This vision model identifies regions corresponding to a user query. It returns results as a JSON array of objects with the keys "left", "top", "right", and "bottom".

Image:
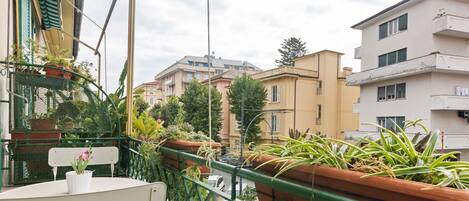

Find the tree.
[
  {"left": 158, "top": 96, "right": 184, "bottom": 127},
  {"left": 133, "top": 88, "right": 150, "bottom": 116},
  {"left": 275, "top": 37, "right": 308, "bottom": 66},
  {"left": 181, "top": 80, "right": 222, "bottom": 142},
  {"left": 227, "top": 74, "right": 267, "bottom": 144}
]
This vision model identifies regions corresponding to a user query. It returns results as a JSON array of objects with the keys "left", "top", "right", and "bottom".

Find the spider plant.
[{"left": 249, "top": 119, "right": 469, "bottom": 189}]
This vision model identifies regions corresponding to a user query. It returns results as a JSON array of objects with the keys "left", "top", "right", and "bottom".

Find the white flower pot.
[{"left": 66, "top": 170, "right": 93, "bottom": 194}]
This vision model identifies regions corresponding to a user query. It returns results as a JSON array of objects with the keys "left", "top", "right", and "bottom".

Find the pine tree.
[{"left": 275, "top": 37, "right": 308, "bottom": 66}]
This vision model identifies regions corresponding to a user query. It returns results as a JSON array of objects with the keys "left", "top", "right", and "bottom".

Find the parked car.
[{"left": 207, "top": 175, "right": 225, "bottom": 191}]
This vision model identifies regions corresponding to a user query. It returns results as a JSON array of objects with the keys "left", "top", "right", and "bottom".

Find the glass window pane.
[
  {"left": 396, "top": 83, "right": 406, "bottom": 99},
  {"left": 379, "top": 23, "right": 388, "bottom": 39},
  {"left": 396, "top": 116, "right": 405, "bottom": 130},
  {"left": 378, "top": 86, "right": 386, "bottom": 101},
  {"left": 398, "top": 48, "right": 407, "bottom": 62},
  {"left": 377, "top": 117, "right": 386, "bottom": 131},
  {"left": 386, "top": 85, "right": 396, "bottom": 100},
  {"left": 379, "top": 54, "right": 387, "bottom": 67},
  {"left": 387, "top": 51, "right": 397, "bottom": 65},
  {"left": 386, "top": 117, "right": 395, "bottom": 131},
  {"left": 399, "top": 14, "right": 408, "bottom": 31}
]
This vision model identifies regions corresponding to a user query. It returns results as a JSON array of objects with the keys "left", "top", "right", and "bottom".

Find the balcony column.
[{"left": 126, "top": 0, "right": 136, "bottom": 135}]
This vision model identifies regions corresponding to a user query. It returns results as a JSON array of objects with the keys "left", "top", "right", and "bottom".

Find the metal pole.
[
  {"left": 207, "top": 0, "right": 212, "bottom": 147},
  {"left": 126, "top": 0, "right": 136, "bottom": 136}
]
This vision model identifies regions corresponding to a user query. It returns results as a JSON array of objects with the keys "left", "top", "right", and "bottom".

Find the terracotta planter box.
[
  {"left": 163, "top": 140, "right": 221, "bottom": 174},
  {"left": 44, "top": 63, "right": 72, "bottom": 79},
  {"left": 252, "top": 155, "right": 469, "bottom": 201},
  {"left": 30, "top": 118, "right": 56, "bottom": 130}
]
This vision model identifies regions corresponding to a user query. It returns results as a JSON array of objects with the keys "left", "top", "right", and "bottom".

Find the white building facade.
[{"left": 347, "top": 0, "right": 469, "bottom": 160}]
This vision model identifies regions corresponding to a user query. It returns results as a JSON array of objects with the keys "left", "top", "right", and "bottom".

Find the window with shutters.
[
  {"left": 271, "top": 114, "right": 278, "bottom": 132},
  {"left": 379, "top": 13, "right": 408, "bottom": 39},
  {"left": 271, "top": 85, "right": 279, "bottom": 103}
]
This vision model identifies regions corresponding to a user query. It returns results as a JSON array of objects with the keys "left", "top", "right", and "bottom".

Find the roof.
[
  {"left": 135, "top": 80, "right": 161, "bottom": 89},
  {"left": 201, "top": 70, "right": 252, "bottom": 83},
  {"left": 294, "top": 49, "right": 344, "bottom": 61},
  {"left": 351, "top": 0, "right": 414, "bottom": 29},
  {"left": 155, "top": 55, "right": 261, "bottom": 79}
]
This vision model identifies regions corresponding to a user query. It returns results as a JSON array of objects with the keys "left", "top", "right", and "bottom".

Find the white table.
[{"left": 0, "top": 177, "right": 160, "bottom": 200}]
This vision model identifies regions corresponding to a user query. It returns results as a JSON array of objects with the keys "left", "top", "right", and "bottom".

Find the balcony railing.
[
  {"left": 347, "top": 53, "right": 469, "bottom": 85},
  {"left": 253, "top": 66, "right": 318, "bottom": 80},
  {"left": 0, "top": 137, "right": 353, "bottom": 201},
  {"left": 431, "top": 95, "right": 469, "bottom": 110},
  {"left": 434, "top": 14, "right": 469, "bottom": 39}
]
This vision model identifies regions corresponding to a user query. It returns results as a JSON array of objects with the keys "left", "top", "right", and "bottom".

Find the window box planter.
[
  {"left": 251, "top": 154, "right": 469, "bottom": 201},
  {"left": 163, "top": 140, "right": 221, "bottom": 174},
  {"left": 30, "top": 118, "right": 57, "bottom": 131},
  {"left": 44, "top": 63, "right": 72, "bottom": 80}
]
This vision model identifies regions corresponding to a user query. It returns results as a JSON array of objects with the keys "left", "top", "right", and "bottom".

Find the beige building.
[
  {"left": 155, "top": 55, "right": 260, "bottom": 101},
  {"left": 135, "top": 80, "right": 163, "bottom": 107},
  {"left": 229, "top": 50, "right": 359, "bottom": 148}
]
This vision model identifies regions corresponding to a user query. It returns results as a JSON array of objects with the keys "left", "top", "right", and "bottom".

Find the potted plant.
[
  {"left": 161, "top": 123, "right": 221, "bottom": 174},
  {"left": 66, "top": 148, "right": 93, "bottom": 194},
  {"left": 6, "top": 40, "right": 41, "bottom": 74},
  {"left": 41, "top": 45, "right": 73, "bottom": 79},
  {"left": 248, "top": 120, "right": 469, "bottom": 201}
]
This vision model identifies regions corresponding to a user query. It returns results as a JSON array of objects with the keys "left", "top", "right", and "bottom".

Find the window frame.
[
  {"left": 379, "top": 13, "right": 408, "bottom": 40},
  {"left": 271, "top": 85, "right": 279, "bottom": 103},
  {"left": 378, "top": 48, "right": 407, "bottom": 67},
  {"left": 377, "top": 116, "right": 406, "bottom": 132},
  {"left": 377, "top": 83, "right": 406, "bottom": 102},
  {"left": 271, "top": 114, "right": 278, "bottom": 132}
]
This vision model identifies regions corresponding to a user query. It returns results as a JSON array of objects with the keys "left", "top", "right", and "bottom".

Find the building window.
[
  {"left": 317, "top": 104, "right": 322, "bottom": 120},
  {"left": 215, "top": 69, "right": 224, "bottom": 74},
  {"left": 396, "top": 83, "right": 406, "bottom": 99},
  {"left": 377, "top": 116, "right": 405, "bottom": 132},
  {"left": 377, "top": 83, "right": 406, "bottom": 101},
  {"left": 271, "top": 85, "right": 278, "bottom": 102},
  {"left": 377, "top": 86, "right": 386, "bottom": 101},
  {"left": 379, "top": 13, "right": 408, "bottom": 39},
  {"left": 317, "top": 80, "right": 322, "bottom": 95},
  {"left": 150, "top": 98, "right": 154, "bottom": 105},
  {"left": 271, "top": 114, "right": 277, "bottom": 132},
  {"left": 186, "top": 72, "right": 194, "bottom": 81},
  {"left": 378, "top": 48, "right": 407, "bottom": 67}
]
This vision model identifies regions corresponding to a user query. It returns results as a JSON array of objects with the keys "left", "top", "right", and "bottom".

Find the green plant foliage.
[
  {"left": 41, "top": 45, "right": 73, "bottom": 67},
  {"left": 158, "top": 96, "right": 184, "bottom": 127},
  {"left": 132, "top": 111, "right": 165, "bottom": 141},
  {"left": 237, "top": 186, "right": 257, "bottom": 201},
  {"left": 227, "top": 74, "right": 267, "bottom": 144},
  {"left": 133, "top": 88, "right": 150, "bottom": 116},
  {"left": 161, "top": 123, "right": 211, "bottom": 142},
  {"left": 250, "top": 119, "right": 469, "bottom": 189},
  {"left": 180, "top": 80, "right": 222, "bottom": 142},
  {"left": 275, "top": 37, "right": 308, "bottom": 66}
]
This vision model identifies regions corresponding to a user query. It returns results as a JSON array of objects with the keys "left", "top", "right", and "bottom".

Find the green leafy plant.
[
  {"left": 41, "top": 45, "right": 73, "bottom": 67},
  {"left": 237, "top": 186, "right": 257, "bottom": 201},
  {"left": 249, "top": 119, "right": 469, "bottom": 189},
  {"left": 132, "top": 111, "right": 164, "bottom": 141}
]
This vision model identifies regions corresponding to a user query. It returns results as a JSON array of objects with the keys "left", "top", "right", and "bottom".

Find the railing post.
[{"left": 231, "top": 165, "right": 240, "bottom": 200}]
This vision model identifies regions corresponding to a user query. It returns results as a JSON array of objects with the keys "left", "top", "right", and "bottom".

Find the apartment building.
[
  {"left": 154, "top": 55, "right": 260, "bottom": 101},
  {"left": 229, "top": 50, "right": 359, "bottom": 148},
  {"left": 134, "top": 80, "right": 163, "bottom": 107},
  {"left": 347, "top": 0, "right": 469, "bottom": 160}
]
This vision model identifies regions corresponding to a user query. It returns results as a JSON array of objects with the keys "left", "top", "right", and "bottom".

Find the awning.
[{"left": 39, "top": 0, "right": 61, "bottom": 30}]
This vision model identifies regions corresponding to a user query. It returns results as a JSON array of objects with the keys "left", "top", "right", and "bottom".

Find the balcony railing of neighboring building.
[
  {"left": 431, "top": 94, "right": 469, "bottom": 111},
  {"left": 346, "top": 53, "right": 469, "bottom": 86},
  {"left": 434, "top": 13, "right": 469, "bottom": 39},
  {"left": 0, "top": 137, "right": 353, "bottom": 201}
]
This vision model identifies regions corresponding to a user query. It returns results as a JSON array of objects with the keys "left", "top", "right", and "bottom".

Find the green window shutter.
[
  {"left": 19, "top": 0, "right": 32, "bottom": 46},
  {"left": 39, "top": 0, "right": 62, "bottom": 30},
  {"left": 379, "top": 23, "right": 388, "bottom": 39},
  {"left": 378, "top": 54, "right": 387, "bottom": 67},
  {"left": 397, "top": 48, "right": 407, "bottom": 62},
  {"left": 398, "top": 14, "right": 408, "bottom": 31}
]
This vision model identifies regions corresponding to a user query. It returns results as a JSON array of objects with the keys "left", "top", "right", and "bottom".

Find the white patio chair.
[
  {"left": 48, "top": 147, "right": 119, "bottom": 180},
  {"left": 0, "top": 182, "right": 167, "bottom": 201}
]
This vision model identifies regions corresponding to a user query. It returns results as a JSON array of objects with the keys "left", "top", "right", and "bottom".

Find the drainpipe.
[{"left": 125, "top": 0, "right": 136, "bottom": 136}]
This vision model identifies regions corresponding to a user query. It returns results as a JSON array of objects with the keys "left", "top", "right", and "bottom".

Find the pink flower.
[{"left": 78, "top": 150, "right": 90, "bottom": 161}]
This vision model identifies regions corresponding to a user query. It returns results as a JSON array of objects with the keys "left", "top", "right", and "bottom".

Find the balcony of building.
[
  {"left": 253, "top": 66, "right": 318, "bottom": 80},
  {"left": 434, "top": 14, "right": 469, "bottom": 39},
  {"left": 346, "top": 53, "right": 469, "bottom": 86},
  {"left": 431, "top": 95, "right": 469, "bottom": 110}
]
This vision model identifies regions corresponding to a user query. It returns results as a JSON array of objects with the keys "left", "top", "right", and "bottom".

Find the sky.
[{"left": 76, "top": 0, "right": 402, "bottom": 92}]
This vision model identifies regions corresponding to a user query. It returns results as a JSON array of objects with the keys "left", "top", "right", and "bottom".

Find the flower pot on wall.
[
  {"left": 44, "top": 63, "right": 72, "bottom": 79},
  {"left": 30, "top": 118, "right": 57, "bottom": 130},
  {"left": 66, "top": 170, "right": 93, "bottom": 194},
  {"left": 163, "top": 140, "right": 221, "bottom": 174},
  {"left": 251, "top": 155, "right": 469, "bottom": 201}
]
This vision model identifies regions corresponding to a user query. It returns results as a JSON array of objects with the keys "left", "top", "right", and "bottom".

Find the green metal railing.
[{"left": 125, "top": 138, "right": 355, "bottom": 201}]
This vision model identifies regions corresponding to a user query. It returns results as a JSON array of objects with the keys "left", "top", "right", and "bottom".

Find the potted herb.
[
  {"left": 248, "top": 120, "right": 469, "bottom": 201},
  {"left": 6, "top": 40, "right": 40, "bottom": 74},
  {"left": 41, "top": 46, "right": 73, "bottom": 79},
  {"left": 66, "top": 148, "right": 93, "bottom": 194}
]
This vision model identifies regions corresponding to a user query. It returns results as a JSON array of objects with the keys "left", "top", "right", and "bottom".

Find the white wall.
[
  {"left": 358, "top": 73, "right": 432, "bottom": 133},
  {"left": 0, "top": 0, "right": 13, "bottom": 139},
  {"left": 359, "top": 0, "right": 469, "bottom": 71}
]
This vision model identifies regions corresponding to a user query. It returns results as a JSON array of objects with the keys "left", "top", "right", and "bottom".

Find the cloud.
[{"left": 77, "top": 0, "right": 401, "bottom": 92}]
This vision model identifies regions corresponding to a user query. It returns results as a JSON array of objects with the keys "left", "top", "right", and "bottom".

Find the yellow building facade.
[{"left": 229, "top": 50, "right": 359, "bottom": 148}]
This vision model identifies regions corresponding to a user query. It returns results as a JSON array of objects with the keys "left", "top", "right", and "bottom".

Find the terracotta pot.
[
  {"left": 251, "top": 155, "right": 469, "bottom": 201},
  {"left": 163, "top": 140, "right": 221, "bottom": 174},
  {"left": 30, "top": 118, "right": 56, "bottom": 130},
  {"left": 44, "top": 63, "right": 72, "bottom": 79}
]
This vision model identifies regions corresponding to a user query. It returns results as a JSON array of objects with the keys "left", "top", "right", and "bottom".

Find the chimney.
[{"left": 342, "top": 67, "right": 353, "bottom": 76}]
